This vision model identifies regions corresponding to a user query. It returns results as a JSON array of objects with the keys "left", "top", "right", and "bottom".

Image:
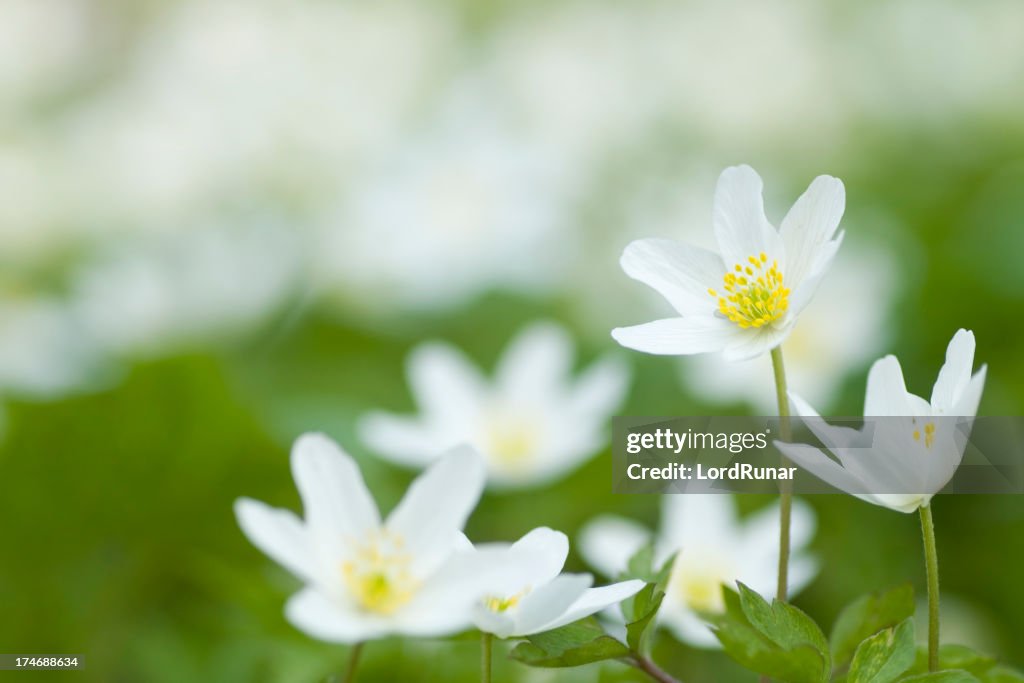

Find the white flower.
[
  {"left": 679, "top": 245, "right": 895, "bottom": 411},
  {"left": 612, "top": 165, "right": 845, "bottom": 361},
  {"left": 777, "top": 329, "right": 987, "bottom": 514},
  {"left": 471, "top": 527, "right": 644, "bottom": 639},
  {"left": 579, "top": 495, "right": 817, "bottom": 648},
  {"left": 70, "top": 224, "right": 300, "bottom": 356},
  {"left": 359, "top": 322, "right": 629, "bottom": 489},
  {"left": 235, "top": 433, "right": 514, "bottom": 643}
]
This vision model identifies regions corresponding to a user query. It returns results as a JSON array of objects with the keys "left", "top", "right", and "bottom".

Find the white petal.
[
  {"left": 660, "top": 495, "right": 739, "bottom": 554},
  {"left": 779, "top": 175, "right": 845, "bottom": 290},
  {"left": 930, "top": 329, "right": 976, "bottom": 413},
  {"left": 234, "top": 498, "right": 315, "bottom": 583},
  {"left": 863, "top": 355, "right": 911, "bottom": 416},
  {"left": 722, "top": 326, "right": 789, "bottom": 362},
  {"left": 577, "top": 515, "right": 652, "bottom": 578},
  {"left": 660, "top": 605, "right": 721, "bottom": 649},
  {"left": 952, "top": 365, "right": 987, "bottom": 417},
  {"left": 528, "top": 579, "right": 646, "bottom": 634},
  {"left": 712, "top": 165, "right": 783, "bottom": 270},
  {"left": 408, "top": 342, "right": 485, "bottom": 424},
  {"left": 567, "top": 354, "right": 630, "bottom": 420},
  {"left": 357, "top": 412, "right": 440, "bottom": 468},
  {"left": 386, "top": 445, "right": 485, "bottom": 577},
  {"left": 620, "top": 238, "right": 725, "bottom": 316},
  {"left": 495, "top": 321, "right": 573, "bottom": 400},
  {"left": 512, "top": 573, "right": 593, "bottom": 636},
  {"left": 612, "top": 316, "right": 740, "bottom": 356},
  {"left": 775, "top": 442, "right": 870, "bottom": 496},
  {"left": 291, "top": 433, "right": 380, "bottom": 557},
  {"left": 285, "top": 587, "right": 390, "bottom": 644},
  {"left": 508, "top": 527, "right": 570, "bottom": 586},
  {"left": 783, "top": 233, "right": 843, "bottom": 320}
]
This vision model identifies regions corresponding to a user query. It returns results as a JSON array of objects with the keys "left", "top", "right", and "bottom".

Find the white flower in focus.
[
  {"left": 235, "top": 434, "right": 511, "bottom": 643},
  {"left": 579, "top": 495, "right": 817, "bottom": 648},
  {"left": 359, "top": 322, "right": 629, "bottom": 489},
  {"left": 777, "top": 329, "right": 987, "bottom": 514},
  {"left": 612, "top": 165, "right": 845, "bottom": 361},
  {"left": 679, "top": 246, "right": 895, "bottom": 411},
  {"left": 472, "top": 527, "right": 644, "bottom": 638}
]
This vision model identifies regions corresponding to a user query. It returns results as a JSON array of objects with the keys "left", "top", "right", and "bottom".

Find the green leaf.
[
  {"left": 831, "top": 584, "right": 915, "bottom": 669},
  {"left": 898, "top": 671, "right": 981, "bottom": 683},
  {"left": 509, "top": 618, "right": 631, "bottom": 668},
  {"left": 848, "top": 618, "right": 916, "bottom": 683},
  {"left": 906, "top": 645, "right": 997, "bottom": 678},
  {"left": 705, "top": 584, "right": 830, "bottom": 683},
  {"left": 983, "top": 666, "right": 1024, "bottom": 682},
  {"left": 625, "top": 584, "right": 664, "bottom": 653},
  {"left": 625, "top": 544, "right": 658, "bottom": 582}
]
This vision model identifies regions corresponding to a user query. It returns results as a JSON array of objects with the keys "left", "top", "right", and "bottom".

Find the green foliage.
[
  {"left": 509, "top": 618, "right": 630, "bottom": 668},
  {"left": 847, "top": 618, "right": 915, "bottom": 683},
  {"left": 903, "top": 645, "right": 1024, "bottom": 682},
  {"left": 830, "top": 584, "right": 915, "bottom": 670},
  {"left": 706, "top": 583, "right": 830, "bottom": 683},
  {"left": 898, "top": 672, "right": 981, "bottom": 683}
]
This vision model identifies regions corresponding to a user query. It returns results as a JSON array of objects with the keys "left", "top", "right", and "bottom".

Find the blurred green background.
[{"left": 2, "top": 0, "right": 1024, "bottom": 680}]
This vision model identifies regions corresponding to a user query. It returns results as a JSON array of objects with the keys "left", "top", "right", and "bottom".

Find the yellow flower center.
[
  {"left": 669, "top": 556, "right": 728, "bottom": 613},
  {"left": 484, "top": 588, "right": 530, "bottom": 613},
  {"left": 341, "top": 530, "right": 419, "bottom": 615},
  {"left": 912, "top": 421, "right": 936, "bottom": 449},
  {"left": 708, "top": 253, "right": 790, "bottom": 329},
  {"left": 485, "top": 414, "right": 539, "bottom": 470}
]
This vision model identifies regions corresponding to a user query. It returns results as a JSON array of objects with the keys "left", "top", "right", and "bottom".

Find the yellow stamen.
[
  {"left": 341, "top": 530, "right": 419, "bottom": 615},
  {"left": 709, "top": 253, "right": 789, "bottom": 329}
]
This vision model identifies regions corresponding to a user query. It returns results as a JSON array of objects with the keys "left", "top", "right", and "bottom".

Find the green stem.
[
  {"left": 771, "top": 346, "right": 793, "bottom": 603},
  {"left": 342, "top": 642, "right": 364, "bottom": 683},
  {"left": 920, "top": 503, "right": 940, "bottom": 672},
  {"left": 631, "top": 654, "right": 683, "bottom": 683},
  {"left": 481, "top": 632, "right": 492, "bottom": 683}
]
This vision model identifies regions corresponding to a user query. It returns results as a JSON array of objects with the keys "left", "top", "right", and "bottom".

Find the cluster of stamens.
[
  {"left": 484, "top": 588, "right": 530, "bottom": 613},
  {"left": 913, "top": 422, "right": 936, "bottom": 449},
  {"left": 341, "top": 530, "right": 419, "bottom": 615},
  {"left": 708, "top": 253, "right": 790, "bottom": 329}
]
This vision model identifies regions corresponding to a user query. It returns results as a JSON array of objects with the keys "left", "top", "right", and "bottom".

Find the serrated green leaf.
[
  {"left": 898, "top": 670, "right": 981, "bottom": 683},
  {"left": 510, "top": 618, "right": 631, "bottom": 668},
  {"left": 831, "top": 584, "right": 915, "bottom": 668},
  {"left": 625, "top": 585, "right": 664, "bottom": 653},
  {"left": 736, "top": 583, "right": 830, "bottom": 664},
  {"left": 848, "top": 618, "right": 916, "bottom": 683},
  {"left": 707, "top": 585, "right": 829, "bottom": 683}
]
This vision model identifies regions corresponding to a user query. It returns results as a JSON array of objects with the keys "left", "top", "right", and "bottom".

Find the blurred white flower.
[
  {"left": 0, "top": 296, "right": 96, "bottom": 397},
  {"left": 579, "top": 495, "right": 817, "bottom": 648},
  {"left": 360, "top": 322, "right": 629, "bottom": 489},
  {"left": 235, "top": 434, "right": 514, "bottom": 643},
  {"left": 70, "top": 224, "right": 300, "bottom": 356},
  {"left": 679, "top": 246, "right": 895, "bottom": 412},
  {"left": 472, "top": 527, "right": 643, "bottom": 638},
  {"left": 778, "top": 329, "right": 986, "bottom": 514},
  {"left": 317, "top": 97, "right": 577, "bottom": 311},
  {"left": 613, "top": 165, "right": 845, "bottom": 361}
]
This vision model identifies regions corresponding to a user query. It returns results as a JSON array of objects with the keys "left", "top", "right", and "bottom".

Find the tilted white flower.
[
  {"left": 612, "top": 165, "right": 845, "bottom": 361},
  {"left": 579, "top": 495, "right": 817, "bottom": 648},
  {"left": 777, "top": 329, "right": 987, "bottom": 514},
  {"left": 235, "top": 433, "right": 515, "bottom": 643},
  {"left": 471, "top": 527, "right": 644, "bottom": 639},
  {"left": 359, "top": 322, "right": 629, "bottom": 489}
]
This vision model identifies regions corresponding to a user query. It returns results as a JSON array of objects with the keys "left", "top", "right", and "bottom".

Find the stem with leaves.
[
  {"left": 919, "top": 503, "right": 941, "bottom": 672},
  {"left": 770, "top": 346, "right": 794, "bottom": 603},
  {"left": 630, "top": 654, "right": 683, "bottom": 683}
]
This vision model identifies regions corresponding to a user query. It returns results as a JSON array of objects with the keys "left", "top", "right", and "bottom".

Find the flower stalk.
[
  {"left": 771, "top": 346, "right": 793, "bottom": 602},
  {"left": 920, "top": 503, "right": 940, "bottom": 672},
  {"left": 630, "top": 654, "right": 683, "bottom": 683},
  {"left": 343, "top": 643, "right": 364, "bottom": 683}
]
